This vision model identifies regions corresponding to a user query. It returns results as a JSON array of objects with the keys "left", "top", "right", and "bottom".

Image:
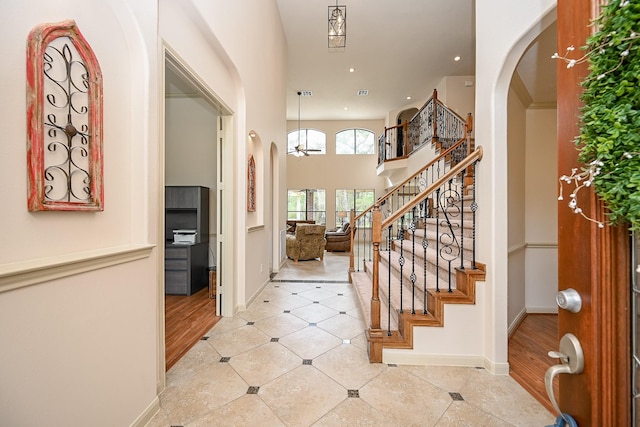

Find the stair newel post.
[
  {"left": 349, "top": 209, "right": 355, "bottom": 273},
  {"left": 370, "top": 205, "right": 382, "bottom": 332}
]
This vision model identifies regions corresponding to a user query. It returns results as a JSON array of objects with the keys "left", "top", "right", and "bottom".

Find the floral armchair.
[{"left": 285, "top": 224, "right": 326, "bottom": 262}]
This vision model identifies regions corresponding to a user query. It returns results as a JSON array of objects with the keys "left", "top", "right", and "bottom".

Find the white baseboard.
[
  {"left": 483, "top": 358, "right": 510, "bottom": 375},
  {"left": 382, "top": 351, "right": 485, "bottom": 368},
  {"left": 381, "top": 352, "right": 510, "bottom": 376},
  {"left": 508, "top": 308, "right": 527, "bottom": 338},
  {"left": 238, "top": 277, "right": 272, "bottom": 313},
  {"left": 129, "top": 396, "right": 160, "bottom": 427}
]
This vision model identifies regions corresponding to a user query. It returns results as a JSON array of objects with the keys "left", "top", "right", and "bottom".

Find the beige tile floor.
[{"left": 148, "top": 252, "right": 554, "bottom": 427}]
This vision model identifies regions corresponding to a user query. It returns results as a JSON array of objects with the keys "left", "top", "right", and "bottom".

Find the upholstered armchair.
[
  {"left": 285, "top": 224, "right": 326, "bottom": 262},
  {"left": 325, "top": 222, "right": 354, "bottom": 252}
]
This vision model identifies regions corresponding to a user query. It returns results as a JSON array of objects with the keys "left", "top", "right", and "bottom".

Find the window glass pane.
[
  {"left": 355, "top": 190, "right": 375, "bottom": 211},
  {"left": 287, "top": 131, "right": 300, "bottom": 153},
  {"left": 335, "top": 189, "right": 351, "bottom": 212},
  {"left": 287, "top": 189, "right": 325, "bottom": 224},
  {"left": 336, "top": 130, "right": 353, "bottom": 154},
  {"left": 355, "top": 129, "right": 375, "bottom": 154},
  {"left": 287, "top": 189, "right": 306, "bottom": 220},
  {"left": 288, "top": 129, "right": 321, "bottom": 154},
  {"left": 335, "top": 189, "right": 374, "bottom": 227},
  {"left": 306, "top": 130, "right": 326, "bottom": 154}
]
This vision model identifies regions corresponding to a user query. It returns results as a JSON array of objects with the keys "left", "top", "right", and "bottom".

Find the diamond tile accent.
[
  {"left": 151, "top": 254, "right": 556, "bottom": 427},
  {"left": 449, "top": 392, "right": 464, "bottom": 401}
]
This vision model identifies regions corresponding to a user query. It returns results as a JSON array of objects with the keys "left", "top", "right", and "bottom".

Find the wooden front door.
[{"left": 557, "top": 0, "right": 631, "bottom": 424}]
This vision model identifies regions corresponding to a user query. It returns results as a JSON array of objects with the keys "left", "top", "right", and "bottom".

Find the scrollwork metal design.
[
  {"left": 437, "top": 181, "right": 462, "bottom": 292},
  {"left": 42, "top": 37, "right": 92, "bottom": 203}
]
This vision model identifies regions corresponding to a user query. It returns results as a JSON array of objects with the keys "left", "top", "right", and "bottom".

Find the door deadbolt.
[{"left": 556, "top": 288, "right": 582, "bottom": 313}]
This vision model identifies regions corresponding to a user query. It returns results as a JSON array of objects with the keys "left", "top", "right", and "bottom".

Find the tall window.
[
  {"left": 336, "top": 129, "right": 375, "bottom": 155},
  {"left": 335, "top": 189, "right": 375, "bottom": 227},
  {"left": 287, "top": 129, "right": 326, "bottom": 155},
  {"left": 287, "top": 189, "right": 326, "bottom": 224}
]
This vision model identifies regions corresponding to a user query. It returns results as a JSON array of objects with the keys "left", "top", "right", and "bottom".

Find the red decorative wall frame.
[
  {"left": 247, "top": 155, "right": 256, "bottom": 212},
  {"left": 26, "top": 20, "right": 103, "bottom": 211}
]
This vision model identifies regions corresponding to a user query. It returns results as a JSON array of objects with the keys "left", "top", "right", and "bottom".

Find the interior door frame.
[
  {"left": 159, "top": 46, "right": 236, "bottom": 392},
  {"left": 557, "top": 0, "right": 631, "bottom": 424}
]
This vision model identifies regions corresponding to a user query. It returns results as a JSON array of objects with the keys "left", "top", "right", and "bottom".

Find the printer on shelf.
[{"left": 172, "top": 229, "right": 197, "bottom": 244}]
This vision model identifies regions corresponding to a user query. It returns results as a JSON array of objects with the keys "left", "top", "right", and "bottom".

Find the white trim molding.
[{"left": 0, "top": 244, "right": 155, "bottom": 293}]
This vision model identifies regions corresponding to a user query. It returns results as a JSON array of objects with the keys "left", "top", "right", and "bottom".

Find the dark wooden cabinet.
[
  {"left": 165, "top": 242, "right": 208, "bottom": 295},
  {"left": 164, "top": 186, "right": 210, "bottom": 295},
  {"left": 165, "top": 186, "right": 209, "bottom": 242}
]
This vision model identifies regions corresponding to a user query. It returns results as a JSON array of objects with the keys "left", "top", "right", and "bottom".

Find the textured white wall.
[
  {"left": 160, "top": 0, "right": 288, "bottom": 312},
  {"left": 0, "top": 0, "right": 160, "bottom": 425},
  {"left": 525, "top": 108, "right": 558, "bottom": 311},
  {"left": 507, "top": 86, "right": 527, "bottom": 329},
  {"left": 475, "top": 0, "right": 556, "bottom": 366}
]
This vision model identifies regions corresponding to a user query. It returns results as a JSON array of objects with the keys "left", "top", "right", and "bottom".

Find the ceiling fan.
[{"left": 288, "top": 91, "right": 321, "bottom": 157}]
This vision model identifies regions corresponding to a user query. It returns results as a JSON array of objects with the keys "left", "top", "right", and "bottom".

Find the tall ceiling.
[
  {"left": 165, "top": 2, "right": 557, "bottom": 121},
  {"left": 276, "top": 0, "right": 476, "bottom": 121}
]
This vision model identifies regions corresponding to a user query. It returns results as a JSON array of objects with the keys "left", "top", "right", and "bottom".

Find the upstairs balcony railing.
[{"left": 378, "top": 88, "right": 471, "bottom": 166}]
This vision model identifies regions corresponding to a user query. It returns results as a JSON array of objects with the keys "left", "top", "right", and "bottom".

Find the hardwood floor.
[
  {"left": 165, "top": 287, "right": 221, "bottom": 371},
  {"left": 509, "top": 313, "right": 558, "bottom": 414}
]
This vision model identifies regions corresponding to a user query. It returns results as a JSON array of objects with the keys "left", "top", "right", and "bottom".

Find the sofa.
[
  {"left": 325, "top": 222, "right": 354, "bottom": 252},
  {"left": 285, "top": 223, "right": 326, "bottom": 262}
]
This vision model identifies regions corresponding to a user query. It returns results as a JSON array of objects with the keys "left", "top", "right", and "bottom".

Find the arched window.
[
  {"left": 287, "top": 129, "right": 326, "bottom": 155},
  {"left": 336, "top": 129, "right": 375, "bottom": 155}
]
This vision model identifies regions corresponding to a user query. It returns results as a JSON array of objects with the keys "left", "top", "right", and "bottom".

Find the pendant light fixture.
[{"left": 328, "top": 1, "right": 346, "bottom": 49}]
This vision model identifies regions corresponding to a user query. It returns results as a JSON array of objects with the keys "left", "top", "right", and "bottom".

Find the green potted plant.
[{"left": 556, "top": 0, "right": 640, "bottom": 231}]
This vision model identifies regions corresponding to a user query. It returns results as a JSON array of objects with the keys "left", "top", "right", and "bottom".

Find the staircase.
[{"left": 347, "top": 91, "right": 486, "bottom": 363}]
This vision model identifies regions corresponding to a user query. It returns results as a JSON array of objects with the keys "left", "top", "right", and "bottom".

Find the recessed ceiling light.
[
  {"left": 349, "top": 67, "right": 355, "bottom": 73},
  {"left": 406, "top": 96, "right": 412, "bottom": 100},
  {"left": 344, "top": 107, "right": 348, "bottom": 110},
  {"left": 454, "top": 56, "right": 461, "bottom": 61}
]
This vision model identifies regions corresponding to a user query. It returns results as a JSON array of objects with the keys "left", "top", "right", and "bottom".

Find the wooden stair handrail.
[
  {"left": 353, "top": 131, "right": 472, "bottom": 226},
  {"left": 381, "top": 146, "right": 483, "bottom": 228}
]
